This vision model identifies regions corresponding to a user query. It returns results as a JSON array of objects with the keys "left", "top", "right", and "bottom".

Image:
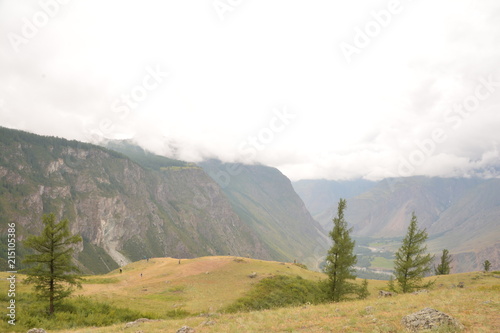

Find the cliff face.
[
  {"left": 200, "top": 160, "right": 329, "bottom": 270},
  {"left": 0, "top": 127, "right": 270, "bottom": 273}
]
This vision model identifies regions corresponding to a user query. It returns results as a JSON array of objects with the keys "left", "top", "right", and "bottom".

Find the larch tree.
[
  {"left": 434, "top": 249, "right": 452, "bottom": 275},
  {"left": 392, "top": 212, "right": 434, "bottom": 293},
  {"left": 22, "top": 213, "right": 82, "bottom": 315},
  {"left": 324, "top": 199, "right": 359, "bottom": 302},
  {"left": 483, "top": 260, "right": 491, "bottom": 272}
]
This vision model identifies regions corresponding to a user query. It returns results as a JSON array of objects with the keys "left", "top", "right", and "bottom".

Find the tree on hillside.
[
  {"left": 434, "top": 249, "right": 452, "bottom": 275},
  {"left": 324, "top": 199, "right": 360, "bottom": 301},
  {"left": 22, "top": 213, "right": 82, "bottom": 315},
  {"left": 391, "top": 212, "right": 434, "bottom": 293},
  {"left": 483, "top": 260, "right": 491, "bottom": 272}
]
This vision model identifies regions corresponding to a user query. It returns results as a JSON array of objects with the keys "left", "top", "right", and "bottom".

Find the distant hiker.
[
  {"left": 178, "top": 259, "right": 181, "bottom": 264},
  {"left": 147, "top": 258, "right": 149, "bottom": 262},
  {"left": 140, "top": 273, "right": 143, "bottom": 278},
  {"left": 119, "top": 268, "right": 122, "bottom": 274}
]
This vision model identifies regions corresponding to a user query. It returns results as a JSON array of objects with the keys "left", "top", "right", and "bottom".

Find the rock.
[
  {"left": 176, "top": 326, "right": 195, "bottom": 333},
  {"left": 412, "top": 289, "right": 429, "bottom": 295},
  {"left": 493, "top": 275, "right": 500, "bottom": 278},
  {"left": 27, "top": 329, "right": 46, "bottom": 333},
  {"left": 365, "top": 306, "right": 375, "bottom": 314},
  {"left": 248, "top": 272, "right": 257, "bottom": 278},
  {"left": 378, "top": 290, "right": 394, "bottom": 297},
  {"left": 401, "top": 307, "right": 464, "bottom": 332},
  {"left": 457, "top": 282, "right": 465, "bottom": 288},
  {"left": 124, "top": 318, "right": 153, "bottom": 328},
  {"left": 202, "top": 320, "right": 216, "bottom": 326}
]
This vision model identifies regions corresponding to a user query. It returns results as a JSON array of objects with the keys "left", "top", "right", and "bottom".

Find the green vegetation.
[
  {"left": 483, "top": 259, "right": 491, "bottom": 272},
  {"left": 224, "top": 275, "right": 329, "bottom": 312},
  {"left": 435, "top": 249, "right": 452, "bottom": 275},
  {"left": 1, "top": 257, "right": 499, "bottom": 332},
  {"left": 0, "top": 293, "right": 151, "bottom": 332},
  {"left": 391, "top": 212, "right": 434, "bottom": 293},
  {"left": 370, "top": 256, "right": 394, "bottom": 270},
  {"left": 78, "top": 239, "right": 119, "bottom": 274},
  {"left": 104, "top": 140, "right": 190, "bottom": 170},
  {"left": 324, "top": 199, "right": 360, "bottom": 301},
  {"left": 22, "top": 214, "right": 83, "bottom": 315}
]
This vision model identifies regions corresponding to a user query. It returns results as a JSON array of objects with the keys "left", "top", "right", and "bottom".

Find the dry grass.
[{"left": 2, "top": 258, "right": 499, "bottom": 332}]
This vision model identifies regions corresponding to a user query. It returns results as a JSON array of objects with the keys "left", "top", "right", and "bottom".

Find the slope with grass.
[
  {"left": 66, "top": 271, "right": 500, "bottom": 332},
  {"left": 2, "top": 257, "right": 499, "bottom": 332}
]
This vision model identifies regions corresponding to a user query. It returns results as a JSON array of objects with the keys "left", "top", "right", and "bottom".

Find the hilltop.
[{"left": 76, "top": 256, "right": 326, "bottom": 315}]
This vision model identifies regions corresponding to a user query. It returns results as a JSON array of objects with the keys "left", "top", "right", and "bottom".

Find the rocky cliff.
[{"left": 0, "top": 127, "right": 270, "bottom": 273}]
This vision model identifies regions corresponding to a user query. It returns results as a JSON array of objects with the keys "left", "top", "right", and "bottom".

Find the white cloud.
[{"left": 0, "top": 0, "right": 499, "bottom": 180}]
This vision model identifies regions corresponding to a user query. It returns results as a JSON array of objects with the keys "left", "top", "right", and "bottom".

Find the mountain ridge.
[{"left": 293, "top": 176, "right": 500, "bottom": 272}]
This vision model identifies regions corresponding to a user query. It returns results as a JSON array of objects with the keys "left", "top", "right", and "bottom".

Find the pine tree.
[
  {"left": 434, "top": 249, "right": 452, "bottom": 275},
  {"left": 392, "top": 212, "right": 434, "bottom": 293},
  {"left": 358, "top": 279, "right": 370, "bottom": 299},
  {"left": 22, "top": 213, "right": 82, "bottom": 315},
  {"left": 483, "top": 260, "right": 491, "bottom": 272},
  {"left": 324, "top": 199, "right": 358, "bottom": 302}
]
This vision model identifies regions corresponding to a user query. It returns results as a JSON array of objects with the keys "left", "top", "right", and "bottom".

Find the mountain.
[
  {"left": 294, "top": 176, "right": 500, "bottom": 272},
  {"left": 0, "top": 127, "right": 271, "bottom": 273},
  {"left": 292, "top": 179, "right": 375, "bottom": 228},
  {"left": 200, "top": 160, "right": 329, "bottom": 270}
]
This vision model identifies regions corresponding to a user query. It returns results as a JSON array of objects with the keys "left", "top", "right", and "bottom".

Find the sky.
[{"left": 1, "top": 0, "right": 499, "bottom": 181}]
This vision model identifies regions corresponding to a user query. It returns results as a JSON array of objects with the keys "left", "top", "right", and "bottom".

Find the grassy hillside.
[
  {"left": 2, "top": 257, "right": 498, "bottom": 332},
  {"left": 75, "top": 256, "right": 325, "bottom": 315},
  {"left": 62, "top": 271, "right": 500, "bottom": 332}
]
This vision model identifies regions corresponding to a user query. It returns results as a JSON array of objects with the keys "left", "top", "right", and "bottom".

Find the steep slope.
[
  {"left": 296, "top": 176, "right": 500, "bottom": 272},
  {"left": 200, "top": 160, "right": 329, "bottom": 270},
  {"left": 292, "top": 179, "right": 375, "bottom": 227},
  {"left": 0, "top": 127, "right": 270, "bottom": 273}
]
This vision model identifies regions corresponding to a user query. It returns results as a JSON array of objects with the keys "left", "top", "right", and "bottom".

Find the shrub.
[{"left": 224, "top": 275, "right": 329, "bottom": 313}]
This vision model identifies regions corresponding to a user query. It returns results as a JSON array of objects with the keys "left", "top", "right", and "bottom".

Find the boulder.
[
  {"left": 378, "top": 290, "right": 393, "bottom": 297},
  {"left": 248, "top": 272, "right": 257, "bottom": 278},
  {"left": 412, "top": 289, "right": 429, "bottom": 295},
  {"left": 176, "top": 326, "right": 195, "bottom": 333},
  {"left": 27, "top": 329, "right": 46, "bottom": 333},
  {"left": 457, "top": 282, "right": 465, "bottom": 288},
  {"left": 401, "top": 307, "right": 464, "bottom": 332},
  {"left": 124, "top": 318, "right": 153, "bottom": 328}
]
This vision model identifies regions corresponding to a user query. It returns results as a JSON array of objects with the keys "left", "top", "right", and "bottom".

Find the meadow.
[{"left": 1, "top": 256, "right": 499, "bottom": 332}]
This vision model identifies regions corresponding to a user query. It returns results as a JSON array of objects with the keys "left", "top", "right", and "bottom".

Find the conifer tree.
[
  {"left": 483, "top": 260, "right": 491, "bottom": 272},
  {"left": 23, "top": 213, "right": 82, "bottom": 315},
  {"left": 392, "top": 212, "right": 434, "bottom": 293},
  {"left": 324, "top": 199, "right": 358, "bottom": 301},
  {"left": 434, "top": 249, "right": 452, "bottom": 275}
]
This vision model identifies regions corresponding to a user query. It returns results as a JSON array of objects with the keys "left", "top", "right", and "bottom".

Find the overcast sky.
[{"left": 1, "top": 0, "right": 499, "bottom": 180}]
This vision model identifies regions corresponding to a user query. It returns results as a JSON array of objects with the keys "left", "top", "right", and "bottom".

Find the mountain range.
[
  {"left": 0, "top": 127, "right": 323, "bottom": 273},
  {"left": 293, "top": 177, "right": 500, "bottom": 273},
  {"left": 0, "top": 126, "right": 498, "bottom": 275}
]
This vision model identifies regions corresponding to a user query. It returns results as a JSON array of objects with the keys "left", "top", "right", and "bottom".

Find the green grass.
[
  {"left": 224, "top": 275, "right": 329, "bottom": 313},
  {"left": 370, "top": 256, "right": 394, "bottom": 270},
  {"left": 0, "top": 293, "right": 153, "bottom": 332}
]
